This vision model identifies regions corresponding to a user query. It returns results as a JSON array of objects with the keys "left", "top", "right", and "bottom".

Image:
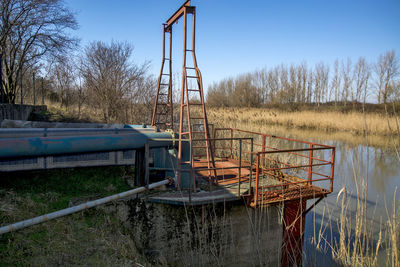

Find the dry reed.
[{"left": 208, "top": 107, "right": 398, "bottom": 137}]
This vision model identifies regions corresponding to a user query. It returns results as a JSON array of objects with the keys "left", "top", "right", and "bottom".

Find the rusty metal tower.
[{"left": 152, "top": 0, "right": 216, "bottom": 189}]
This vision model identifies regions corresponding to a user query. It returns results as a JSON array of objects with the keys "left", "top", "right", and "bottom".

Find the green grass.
[{"left": 0, "top": 166, "right": 145, "bottom": 266}]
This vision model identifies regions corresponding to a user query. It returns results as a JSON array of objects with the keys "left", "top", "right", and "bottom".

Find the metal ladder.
[
  {"left": 151, "top": 24, "right": 173, "bottom": 130},
  {"left": 152, "top": 1, "right": 216, "bottom": 189},
  {"left": 177, "top": 5, "right": 216, "bottom": 189}
]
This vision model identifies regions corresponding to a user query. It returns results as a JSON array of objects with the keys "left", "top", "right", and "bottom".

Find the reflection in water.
[{"left": 209, "top": 120, "right": 399, "bottom": 264}]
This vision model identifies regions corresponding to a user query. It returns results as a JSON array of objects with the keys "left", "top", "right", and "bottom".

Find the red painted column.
[{"left": 282, "top": 199, "right": 306, "bottom": 267}]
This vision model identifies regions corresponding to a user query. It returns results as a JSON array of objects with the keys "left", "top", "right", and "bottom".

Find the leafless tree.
[
  {"left": 0, "top": 0, "right": 78, "bottom": 103},
  {"left": 375, "top": 50, "right": 399, "bottom": 104},
  {"left": 341, "top": 58, "right": 353, "bottom": 104},
  {"left": 330, "top": 59, "right": 341, "bottom": 105},
  {"left": 354, "top": 57, "right": 370, "bottom": 103},
  {"left": 81, "top": 41, "right": 149, "bottom": 123},
  {"left": 314, "top": 62, "right": 329, "bottom": 106},
  {"left": 49, "top": 57, "right": 76, "bottom": 109}
]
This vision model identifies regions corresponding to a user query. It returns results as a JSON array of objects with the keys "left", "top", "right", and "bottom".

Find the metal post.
[
  {"left": 41, "top": 77, "right": 44, "bottom": 105},
  {"left": 308, "top": 144, "right": 313, "bottom": 185},
  {"left": 262, "top": 135, "right": 266, "bottom": 167},
  {"left": 330, "top": 147, "right": 335, "bottom": 192},
  {"left": 254, "top": 153, "right": 260, "bottom": 205},
  {"left": 249, "top": 138, "right": 253, "bottom": 193},
  {"left": 168, "top": 28, "right": 173, "bottom": 129},
  {"left": 33, "top": 72, "right": 36, "bottom": 105},
  {"left": 238, "top": 139, "right": 242, "bottom": 196}
]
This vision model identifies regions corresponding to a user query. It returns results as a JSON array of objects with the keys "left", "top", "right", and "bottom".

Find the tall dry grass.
[{"left": 208, "top": 107, "right": 398, "bottom": 136}]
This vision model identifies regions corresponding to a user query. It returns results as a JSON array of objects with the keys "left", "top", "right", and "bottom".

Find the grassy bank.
[
  {"left": 0, "top": 167, "right": 147, "bottom": 266},
  {"left": 208, "top": 107, "right": 400, "bottom": 137}
]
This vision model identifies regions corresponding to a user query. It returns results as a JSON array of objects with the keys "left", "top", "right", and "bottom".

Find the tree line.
[
  {"left": 0, "top": 0, "right": 155, "bottom": 123},
  {"left": 206, "top": 51, "right": 399, "bottom": 107}
]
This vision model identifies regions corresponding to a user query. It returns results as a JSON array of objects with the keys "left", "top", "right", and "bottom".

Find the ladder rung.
[
  {"left": 180, "top": 132, "right": 190, "bottom": 135},
  {"left": 186, "top": 67, "right": 196, "bottom": 70},
  {"left": 188, "top": 89, "right": 200, "bottom": 92},
  {"left": 186, "top": 75, "right": 198, "bottom": 78},
  {"left": 164, "top": 58, "right": 170, "bottom": 60},
  {"left": 160, "top": 83, "right": 169, "bottom": 86},
  {"left": 180, "top": 161, "right": 191, "bottom": 164},
  {"left": 161, "top": 74, "right": 170, "bottom": 76},
  {"left": 186, "top": 49, "right": 193, "bottom": 52}
]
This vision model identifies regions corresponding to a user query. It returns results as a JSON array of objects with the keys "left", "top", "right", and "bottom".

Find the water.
[{"left": 270, "top": 128, "right": 400, "bottom": 266}]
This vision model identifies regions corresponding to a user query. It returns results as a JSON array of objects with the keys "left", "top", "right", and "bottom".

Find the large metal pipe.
[
  {"left": 0, "top": 127, "right": 157, "bottom": 138},
  {"left": 0, "top": 179, "right": 171, "bottom": 235},
  {"left": 0, "top": 132, "right": 175, "bottom": 158}
]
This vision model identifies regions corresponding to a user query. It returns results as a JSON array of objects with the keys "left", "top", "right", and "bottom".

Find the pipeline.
[
  {"left": 0, "top": 132, "right": 176, "bottom": 158},
  {"left": 0, "top": 178, "right": 172, "bottom": 235}
]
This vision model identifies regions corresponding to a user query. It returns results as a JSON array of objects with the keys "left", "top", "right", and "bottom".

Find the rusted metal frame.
[
  {"left": 254, "top": 154, "right": 260, "bottom": 204},
  {"left": 262, "top": 134, "right": 266, "bottom": 167},
  {"left": 257, "top": 146, "right": 330, "bottom": 155},
  {"left": 166, "top": 0, "right": 191, "bottom": 29},
  {"left": 230, "top": 128, "right": 335, "bottom": 149},
  {"left": 329, "top": 147, "right": 335, "bottom": 192},
  {"left": 260, "top": 155, "right": 330, "bottom": 170},
  {"left": 256, "top": 142, "right": 332, "bottom": 161},
  {"left": 310, "top": 170, "right": 331, "bottom": 179},
  {"left": 152, "top": 26, "right": 166, "bottom": 126},
  {"left": 263, "top": 145, "right": 333, "bottom": 164},
  {"left": 190, "top": 7, "right": 217, "bottom": 182},
  {"left": 193, "top": 137, "right": 253, "bottom": 142},
  {"left": 259, "top": 178, "right": 331, "bottom": 190},
  {"left": 168, "top": 27, "right": 173, "bottom": 128},
  {"left": 249, "top": 138, "right": 254, "bottom": 195},
  {"left": 238, "top": 139, "right": 242, "bottom": 196},
  {"left": 261, "top": 162, "right": 331, "bottom": 173},
  {"left": 308, "top": 144, "right": 313, "bottom": 185},
  {"left": 194, "top": 165, "right": 251, "bottom": 171}
]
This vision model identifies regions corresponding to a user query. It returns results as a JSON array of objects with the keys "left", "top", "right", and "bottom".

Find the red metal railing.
[{"left": 213, "top": 128, "right": 335, "bottom": 205}]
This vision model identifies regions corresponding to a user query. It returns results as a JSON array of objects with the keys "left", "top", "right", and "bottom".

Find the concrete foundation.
[{"left": 127, "top": 199, "right": 283, "bottom": 266}]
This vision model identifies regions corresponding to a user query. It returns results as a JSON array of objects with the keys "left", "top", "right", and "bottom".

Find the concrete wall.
[
  {"left": 127, "top": 199, "right": 283, "bottom": 266},
  {"left": 0, "top": 104, "right": 46, "bottom": 121}
]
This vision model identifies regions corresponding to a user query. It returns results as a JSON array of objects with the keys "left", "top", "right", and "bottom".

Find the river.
[{"left": 264, "top": 126, "right": 400, "bottom": 266}]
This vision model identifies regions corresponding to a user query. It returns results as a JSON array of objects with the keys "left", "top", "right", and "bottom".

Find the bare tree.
[
  {"left": 341, "top": 58, "right": 353, "bottom": 105},
  {"left": 375, "top": 50, "right": 399, "bottom": 104},
  {"left": 314, "top": 62, "right": 329, "bottom": 106},
  {"left": 81, "top": 41, "right": 149, "bottom": 123},
  {"left": 330, "top": 59, "right": 341, "bottom": 105},
  {"left": 0, "top": 0, "right": 78, "bottom": 103},
  {"left": 354, "top": 57, "right": 370, "bottom": 103},
  {"left": 49, "top": 57, "right": 76, "bottom": 109}
]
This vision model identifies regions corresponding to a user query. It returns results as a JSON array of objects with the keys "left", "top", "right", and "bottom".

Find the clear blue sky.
[{"left": 65, "top": 0, "right": 400, "bottom": 91}]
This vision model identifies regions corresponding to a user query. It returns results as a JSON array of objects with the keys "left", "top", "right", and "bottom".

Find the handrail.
[{"left": 212, "top": 127, "right": 335, "bottom": 206}]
